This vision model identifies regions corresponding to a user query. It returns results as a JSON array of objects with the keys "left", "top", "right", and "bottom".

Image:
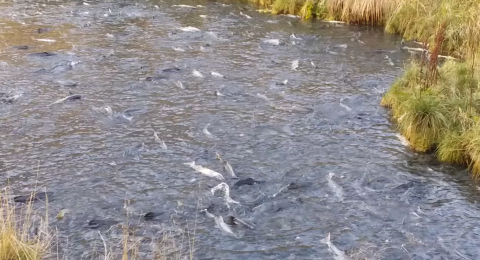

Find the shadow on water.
[{"left": 0, "top": 0, "right": 479, "bottom": 259}]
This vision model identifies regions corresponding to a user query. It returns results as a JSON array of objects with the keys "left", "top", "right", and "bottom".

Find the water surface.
[{"left": 1, "top": 1, "right": 479, "bottom": 259}]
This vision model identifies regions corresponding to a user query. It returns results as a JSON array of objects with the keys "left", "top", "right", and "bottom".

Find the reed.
[{"left": 0, "top": 189, "right": 53, "bottom": 260}]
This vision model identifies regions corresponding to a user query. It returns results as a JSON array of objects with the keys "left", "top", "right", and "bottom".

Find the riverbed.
[{"left": 1, "top": 0, "right": 479, "bottom": 259}]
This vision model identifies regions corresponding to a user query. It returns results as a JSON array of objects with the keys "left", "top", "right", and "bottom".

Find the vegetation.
[
  {"left": 244, "top": 0, "right": 480, "bottom": 178},
  {"left": 246, "top": 0, "right": 401, "bottom": 24},
  {"left": 0, "top": 189, "right": 52, "bottom": 260},
  {"left": 0, "top": 188, "right": 195, "bottom": 260}
]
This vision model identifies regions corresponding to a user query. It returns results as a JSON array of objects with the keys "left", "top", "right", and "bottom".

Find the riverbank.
[{"left": 244, "top": 0, "right": 480, "bottom": 178}]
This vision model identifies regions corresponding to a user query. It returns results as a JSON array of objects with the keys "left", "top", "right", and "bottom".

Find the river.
[{"left": 0, "top": 0, "right": 479, "bottom": 259}]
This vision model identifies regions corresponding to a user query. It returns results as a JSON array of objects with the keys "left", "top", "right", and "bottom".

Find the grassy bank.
[
  {"left": 245, "top": 0, "right": 480, "bottom": 178},
  {"left": 381, "top": 0, "right": 480, "bottom": 178},
  {"left": 248, "top": 0, "right": 401, "bottom": 24}
]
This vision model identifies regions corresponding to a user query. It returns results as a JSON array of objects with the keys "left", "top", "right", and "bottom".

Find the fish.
[
  {"left": 14, "top": 192, "right": 54, "bottom": 203},
  {"left": 214, "top": 90, "right": 225, "bottom": 96},
  {"left": 311, "top": 61, "right": 316, "bottom": 70},
  {"left": 199, "top": 15, "right": 208, "bottom": 18},
  {"left": 154, "top": 131, "right": 167, "bottom": 150},
  {"left": 256, "top": 93, "right": 270, "bottom": 102},
  {"left": 240, "top": 12, "right": 252, "bottom": 19},
  {"left": 211, "top": 182, "right": 239, "bottom": 205},
  {"left": 263, "top": 39, "right": 280, "bottom": 46},
  {"left": 275, "top": 79, "right": 288, "bottom": 86},
  {"left": 203, "top": 123, "right": 214, "bottom": 138},
  {"left": 34, "top": 38, "right": 56, "bottom": 42},
  {"left": 144, "top": 212, "right": 162, "bottom": 221},
  {"left": 226, "top": 216, "right": 255, "bottom": 229},
  {"left": 162, "top": 67, "right": 181, "bottom": 73},
  {"left": 234, "top": 178, "right": 264, "bottom": 188},
  {"left": 339, "top": 99, "right": 352, "bottom": 111},
  {"left": 29, "top": 52, "right": 56, "bottom": 57},
  {"left": 174, "top": 80, "right": 185, "bottom": 89},
  {"left": 206, "top": 31, "right": 218, "bottom": 39},
  {"left": 327, "top": 173, "right": 345, "bottom": 201},
  {"left": 214, "top": 216, "right": 237, "bottom": 237},
  {"left": 210, "top": 71, "right": 225, "bottom": 78},
  {"left": 13, "top": 45, "right": 30, "bottom": 50},
  {"left": 173, "top": 4, "right": 200, "bottom": 8},
  {"left": 144, "top": 76, "right": 167, "bottom": 81},
  {"left": 87, "top": 219, "right": 120, "bottom": 229},
  {"left": 223, "top": 160, "right": 238, "bottom": 178},
  {"left": 290, "top": 34, "right": 301, "bottom": 40},
  {"left": 339, "top": 102, "right": 352, "bottom": 112},
  {"left": 385, "top": 55, "right": 395, "bottom": 66},
  {"left": 292, "top": 60, "right": 299, "bottom": 70},
  {"left": 179, "top": 26, "right": 201, "bottom": 32},
  {"left": 184, "top": 161, "right": 225, "bottom": 180},
  {"left": 321, "top": 233, "right": 353, "bottom": 260},
  {"left": 396, "top": 133, "right": 410, "bottom": 147},
  {"left": 326, "top": 20, "right": 346, "bottom": 24},
  {"left": 172, "top": 47, "right": 185, "bottom": 52},
  {"left": 48, "top": 94, "right": 82, "bottom": 106},
  {"left": 192, "top": 69, "right": 204, "bottom": 78}
]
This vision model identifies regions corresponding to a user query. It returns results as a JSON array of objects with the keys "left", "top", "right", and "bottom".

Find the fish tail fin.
[
  {"left": 320, "top": 232, "right": 331, "bottom": 244},
  {"left": 184, "top": 161, "right": 195, "bottom": 167}
]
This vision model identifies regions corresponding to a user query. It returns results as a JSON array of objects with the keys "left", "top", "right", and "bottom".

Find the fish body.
[
  {"left": 256, "top": 93, "right": 269, "bottom": 102},
  {"left": 154, "top": 131, "right": 167, "bottom": 149},
  {"left": 179, "top": 26, "right": 201, "bottom": 32},
  {"left": 193, "top": 69, "right": 204, "bottom": 78},
  {"left": 173, "top": 4, "right": 197, "bottom": 8},
  {"left": 275, "top": 79, "right": 288, "bottom": 86},
  {"left": 172, "top": 47, "right": 185, "bottom": 52},
  {"left": 174, "top": 80, "right": 185, "bottom": 89},
  {"left": 396, "top": 133, "right": 409, "bottom": 147},
  {"left": 49, "top": 94, "right": 82, "bottom": 106},
  {"left": 211, "top": 71, "right": 225, "bottom": 78},
  {"left": 215, "top": 90, "right": 225, "bottom": 96},
  {"left": 263, "top": 39, "right": 280, "bottom": 46},
  {"left": 240, "top": 12, "right": 252, "bottom": 19},
  {"left": 211, "top": 182, "right": 239, "bottom": 204},
  {"left": 203, "top": 124, "right": 214, "bottom": 138},
  {"left": 321, "top": 233, "right": 353, "bottom": 260},
  {"left": 292, "top": 60, "right": 299, "bottom": 70},
  {"left": 184, "top": 161, "right": 225, "bottom": 180},
  {"left": 34, "top": 38, "right": 56, "bottom": 42},
  {"left": 327, "top": 173, "right": 345, "bottom": 200},
  {"left": 223, "top": 160, "right": 238, "bottom": 178},
  {"left": 214, "top": 216, "right": 236, "bottom": 237}
]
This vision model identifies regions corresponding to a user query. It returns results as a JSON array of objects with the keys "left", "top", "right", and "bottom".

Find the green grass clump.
[
  {"left": 437, "top": 130, "right": 467, "bottom": 164},
  {"left": 396, "top": 91, "right": 448, "bottom": 152},
  {"left": 381, "top": 61, "right": 423, "bottom": 110}
]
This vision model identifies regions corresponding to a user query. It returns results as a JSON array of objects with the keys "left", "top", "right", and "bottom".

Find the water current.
[{"left": 1, "top": 0, "right": 480, "bottom": 259}]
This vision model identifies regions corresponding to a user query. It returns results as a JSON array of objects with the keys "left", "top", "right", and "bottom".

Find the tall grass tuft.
[
  {"left": 0, "top": 189, "right": 52, "bottom": 260},
  {"left": 271, "top": 0, "right": 299, "bottom": 15},
  {"left": 299, "top": 0, "right": 316, "bottom": 19},
  {"left": 397, "top": 92, "right": 448, "bottom": 152}
]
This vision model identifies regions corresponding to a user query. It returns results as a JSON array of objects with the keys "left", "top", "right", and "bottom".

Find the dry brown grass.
[{"left": 0, "top": 188, "right": 53, "bottom": 260}]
